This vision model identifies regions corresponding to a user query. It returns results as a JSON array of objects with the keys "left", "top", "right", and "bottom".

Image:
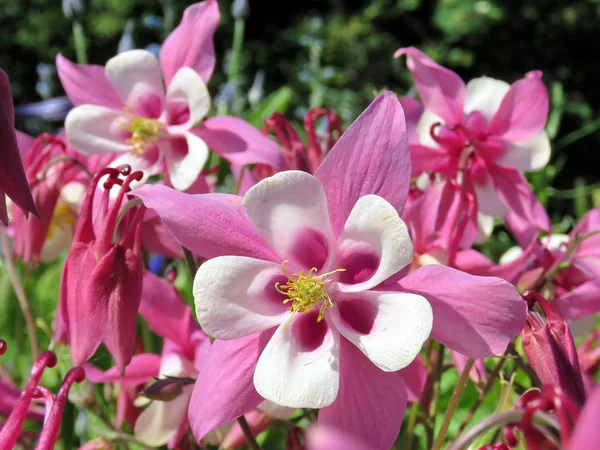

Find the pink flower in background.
[
  {"left": 135, "top": 92, "right": 526, "bottom": 449},
  {"left": 395, "top": 47, "right": 551, "bottom": 235},
  {"left": 59, "top": 0, "right": 284, "bottom": 193},
  {"left": 0, "top": 68, "right": 39, "bottom": 225}
]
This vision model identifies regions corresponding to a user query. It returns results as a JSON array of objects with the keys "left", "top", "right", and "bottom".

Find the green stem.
[
  {"left": 237, "top": 415, "right": 262, "bottom": 450},
  {"left": 432, "top": 358, "right": 475, "bottom": 450},
  {"left": 555, "top": 117, "right": 600, "bottom": 150},
  {"left": 229, "top": 18, "right": 246, "bottom": 83},
  {"left": 405, "top": 401, "right": 420, "bottom": 450},
  {"left": 182, "top": 246, "right": 197, "bottom": 279},
  {"left": 72, "top": 20, "right": 88, "bottom": 64},
  {"left": 546, "top": 182, "right": 600, "bottom": 199}
]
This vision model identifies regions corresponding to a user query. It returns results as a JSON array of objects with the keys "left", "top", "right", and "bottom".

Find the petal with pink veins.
[
  {"left": 164, "top": 67, "right": 210, "bottom": 130},
  {"left": 56, "top": 54, "right": 124, "bottom": 108},
  {"left": 160, "top": 0, "right": 219, "bottom": 86},
  {"left": 315, "top": 92, "right": 411, "bottom": 236},
  {"left": 132, "top": 185, "right": 278, "bottom": 261},
  {"left": 397, "top": 265, "right": 526, "bottom": 357},
  {"left": 194, "top": 256, "right": 288, "bottom": 339},
  {"left": 330, "top": 290, "right": 431, "bottom": 371},
  {"left": 105, "top": 50, "right": 164, "bottom": 116},
  {"left": 188, "top": 331, "right": 271, "bottom": 442},
  {"left": 400, "top": 356, "right": 427, "bottom": 402},
  {"left": 65, "top": 105, "right": 130, "bottom": 154},
  {"left": 84, "top": 353, "right": 161, "bottom": 385},
  {"left": 306, "top": 425, "right": 368, "bottom": 450},
  {"left": 135, "top": 385, "right": 192, "bottom": 446},
  {"left": 463, "top": 77, "right": 510, "bottom": 121},
  {"left": 243, "top": 171, "right": 335, "bottom": 272},
  {"left": 487, "top": 75, "right": 549, "bottom": 142},
  {"left": 336, "top": 195, "right": 413, "bottom": 292},
  {"left": 395, "top": 47, "right": 465, "bottom": 124},
  {"left": 496, "top": 131, "right": 551, "bottom": 172},
  {"left": 567, "top": 386, "right": 600, "bottom": 450},
  {"left": 319, "top": 338, "right": 408, "bottom": 450},
  {"left": 194, "top": 116, "right": 287, "bottom": 168},
  {"left": 164, "top": 133, "right": 209, "bottom": 191},
  {"left": 253, "top": 314, "right": 340, "bottom": 408}
]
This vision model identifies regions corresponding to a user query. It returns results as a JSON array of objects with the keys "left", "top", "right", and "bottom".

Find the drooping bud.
[
  {"left": 139, "top": 376, "right": 194, "bottom": 402},
  {"left": 521, "top": 291, "right": 586, "bottom": 405},
  {"left": 304, "top": 108, "right": 342, "bottom": 173},
  {"left": 0, "top": 351, "right": 57, "bottom": 448}
]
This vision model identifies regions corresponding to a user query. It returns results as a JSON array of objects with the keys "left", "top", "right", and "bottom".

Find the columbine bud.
[
  {"left": 521, "top": 291, "right": 586, "bottom": 405},
  {"left": 140, "top": 377, "right": 193, "bottom": 402},
  {"left": 231, "top": 0, "right": 249, "bottom": 19}
]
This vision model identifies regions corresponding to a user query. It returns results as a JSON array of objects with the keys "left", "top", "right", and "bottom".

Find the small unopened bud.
[
  {"left": 521, "top": 291, "right": 586, "bottom": 405},
  {"left": 62, "top": 0, "right": 83, "bottom": 18},
  {"left": 140, "top": 377, "right": 194, "bottom": 402},
  {"left": 231, "top": 0, "right": 249, "bottom": 19}
]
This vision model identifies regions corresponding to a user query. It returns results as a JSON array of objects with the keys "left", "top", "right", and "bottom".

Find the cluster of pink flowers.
[{"left": 1, "top": 1, "right": 599, "bottom": 449}]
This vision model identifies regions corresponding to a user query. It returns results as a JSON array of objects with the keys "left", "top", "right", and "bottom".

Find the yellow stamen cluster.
[
  {"left": 275, "top": 260, "right": 345, "bottom": 329},
  {"left": 46, "top": 201, "right": 77, "bottom": 241},
  {"left": 124, "top": 117, "right": 162, "bottom": 155}
]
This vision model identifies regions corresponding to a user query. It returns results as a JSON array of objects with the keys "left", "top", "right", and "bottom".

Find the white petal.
[
  {"left": 256, "top": 400, "right": 296, "bottom": 419},
  {"left": 193, "top": 256, "right": 288, "bottom": 340},
  {"left": 474, "top": 178, "right": 507, "bottom": 217},
  {"left": 165, "top": 67, "right": 211, "bottom": 130},
  {"left": 330, "top": 291, "right": 432, "bottom": 372},
  {"left": 464, "top": 77, "right": 510, "bottom": 121},
  {"left": 65, "top": 105, "right": 130, "bottom": 154},
  {"left": 499, "top": 245, "right": 524, "bottom": 265},
  {"left": 40, "top": 222, "right": 73, "bottom": 263},
  {"left": 165, "top": 133, "right": 209, "bottom": 191},
  {"left": 254, "top": 318, "right": 340, "bottom": 408},
  {"left": 541, "top": 233, "right": 569, "bottom": 251},
  {"left": 497, "top": 131, "right": 551, "bottom": 172},
  {"left": 243, "top": 171, "right": 336, "bottom": 272},
  {"left": 475, "top": 211, "right": 494, "bottom": 244},
  {"left": 134, "top": 386, "right": 192, "bottom": 446},
  {"left": 416, "top": 109, "right": 443, "bottom": 148},
  {"left": 105, "top": 49, "right": 165, "bottom": 107},
  {"left": 336, "top": 195, "right": 413, "bottom": 292}
]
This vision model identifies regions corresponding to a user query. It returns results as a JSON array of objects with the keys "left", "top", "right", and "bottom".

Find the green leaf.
[{"left": 245, "top": 87, "right": 294, "bottom": 128}]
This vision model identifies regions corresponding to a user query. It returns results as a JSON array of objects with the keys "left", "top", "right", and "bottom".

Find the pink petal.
[
  {"left": 135, "top": 386, "right": 192, "bottom": 447},
  {"left": 394, "top": 47, "right": 466, "bottom": 124},
  {"left": 139, "top": 271, "right": 196, "bottom": 351},
  {"left": 315, "top": 92, "right": 411, "bottom": 236},
  {"left": 397, "top": 265, "right": 527, "bottom": 357},
  {"left": 410, "top": 144, "right": 455, "bottom": 177},
  {"left": 306, "top": 425, "right": 368, "bottom": 450},
  {"left": 221, "top": 410, "right": 273, "bottom": 449},
  {"left": 187, "top": 332, "right": 270, "bottom": 441},
  {"left": 488, "top": 163, "right": 551, "bottom": 235},
  {"left": 140, "top": 209, "right": 184, "bottom": 258},
  {"left": 451, "top": 351, "right": 487, "bottom": 384},
  {"left": 254, "top": 317, "right": 340, "bottom": 408},
  {"left": 336, "top": 195, "right": 413, "bottom": 292},
  {"left": 399, "top": 96, "right": 424, "bottom": 145},
  {"left": 194, "top": 256, "right": 288, "bottom": 339},
  {"left": 243, "top": 171, "right": 335, "bottom": 272},
  {"left": 568, "top": 386, "right": 600, "bottom": 450},
  {"left": 194, "top": 116, "right": 286, "bottom": 168},
  {"left": 132, "top": 184, "right": 278, "bottom": 260},
  {"left": 319, "top": 338, "right": 408, "bottom": 450},
  {"left": 160, "top": 0, "right": 219, "bottom": 85},
  {"left": 84, "top": 353, "right": 161, "bottom": 385},
  {"left": 487, "top": 74, "right": 549, "bottom": 142},
  {"left": 555, "top": 279, "right": 600, "bottom": 321},
  {"left": 400, "top": 356, "right": 427, "bottom": 402},
  {"left": 65, "top": 105, "right": 130, "bottom": 155},
  {"left": 105, "top": 50, "right": 164, "bottom": 114},
  {"left": 330, "top": 290, "right": 432, "bottom": 371},
  {"left": 55, "top": 54, "right": 124, "bottom": 108}
]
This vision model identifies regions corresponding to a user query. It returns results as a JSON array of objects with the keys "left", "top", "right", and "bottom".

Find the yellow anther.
[
  {"left": 275, "top": 260, "right": 345, "bottom": 331},
  {"left": 46, "top": 201, "right": 77, "bottom": 241},
  {"left": 123, "top": 117, "right": 162, "bottom": 155}
]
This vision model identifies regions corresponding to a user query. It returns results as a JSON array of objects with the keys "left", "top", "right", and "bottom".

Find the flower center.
[
  {"left": 124, "top": 117, "right": 162, "bottom": 155},
  {"left": 275, "top": 260, "right": 345, "bottom": 327},
  {"left": 46, "top": 201, "right": 77, "bottom": 241}
]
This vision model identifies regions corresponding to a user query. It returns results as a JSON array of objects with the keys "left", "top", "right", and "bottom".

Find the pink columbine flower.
[
  {"left": 59, "top": 0, "right": 284, "bottom": 193},
  {"left": 0, "top": 68, "right": 39, "bottom": 225},
  {"left": 135, "top": 92, "right": 526, "bottom": 449},
  {"left": 395, "top": 47, "right": 551, "bottom": 236},
  {"left": 58, "top": 165, "right": 145, "bottom": 372}
]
